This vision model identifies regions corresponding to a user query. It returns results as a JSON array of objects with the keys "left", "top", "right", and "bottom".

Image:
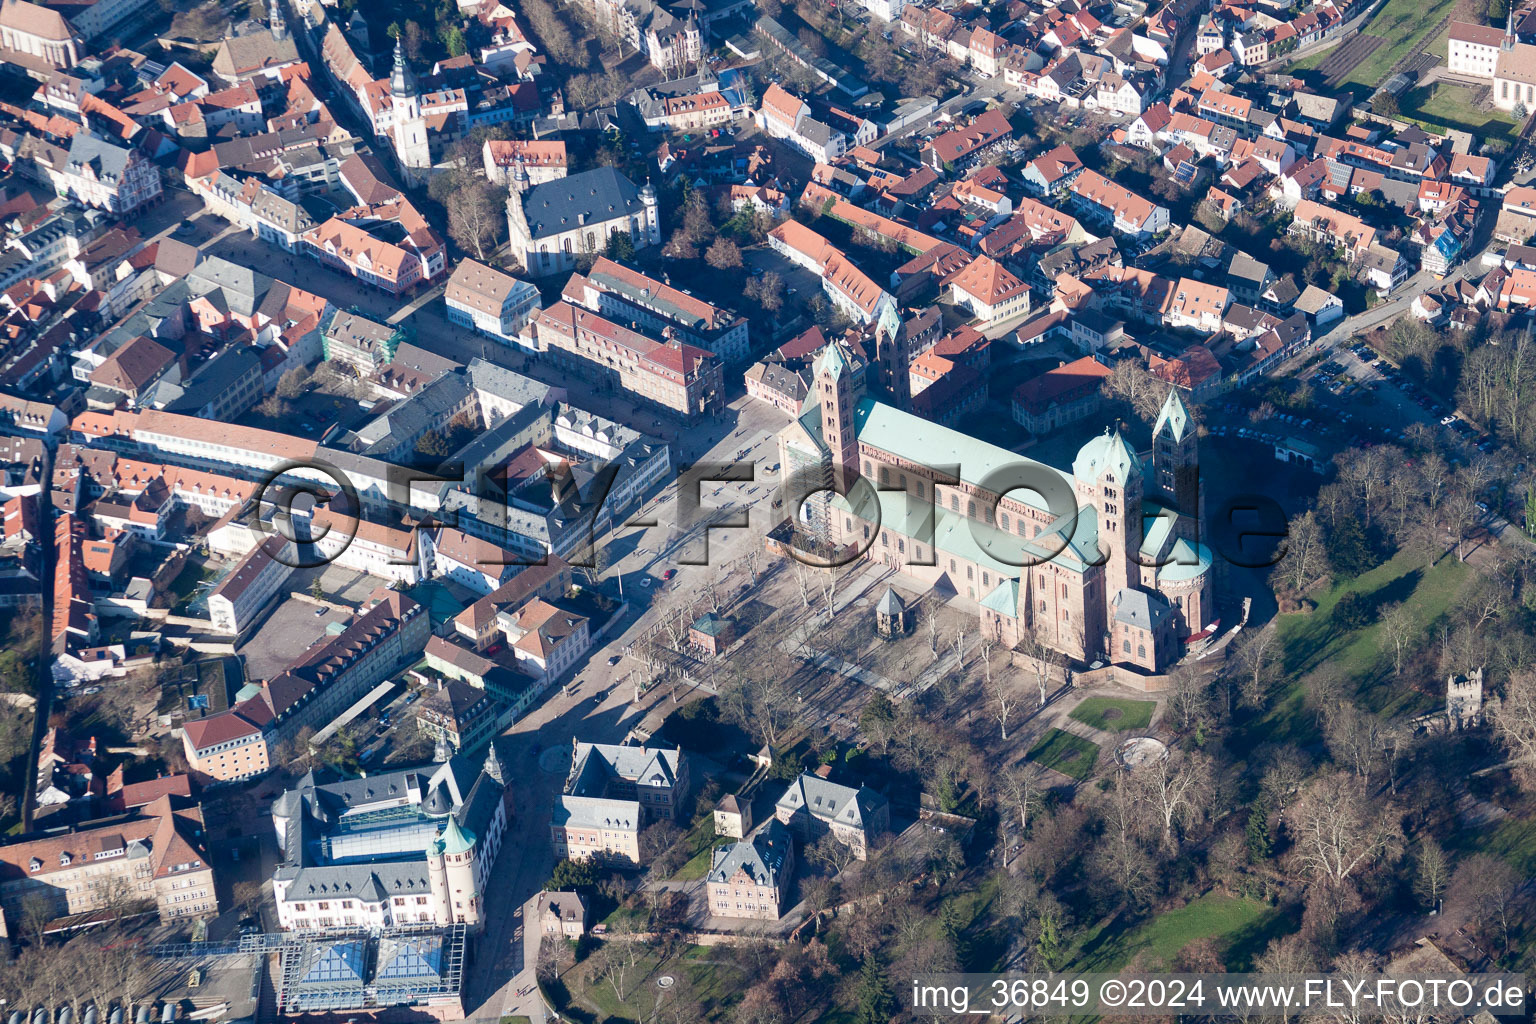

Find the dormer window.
[
  {"left": 29, "top": 857, "right": 41, "bottom": 872},
  {"left": 59, "top": 852, "right": 72, "bottom": 866}
]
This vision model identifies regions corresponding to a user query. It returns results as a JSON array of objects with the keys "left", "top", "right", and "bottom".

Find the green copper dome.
[{"left": 435, "top": 817, "right": 476, "bottom": 856}]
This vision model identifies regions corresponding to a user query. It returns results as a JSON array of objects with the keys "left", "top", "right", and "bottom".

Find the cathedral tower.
[
  {"left": 1072, "top": 428, "right": 1143, "bottom": 600},
  {"left": 873, "top": 303, "right": 911, "bottom": 409},
  {"left": 1152, "top": 388, "right": 1202, "bottom": 541},
  {"left": 813, "top": 341, "right": 863, "bottom": 494}
]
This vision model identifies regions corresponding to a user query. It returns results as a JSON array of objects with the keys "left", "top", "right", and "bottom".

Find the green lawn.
[
  {"left": 1267, "top": 549, "right": 1469, "bottom": 734},
  {"left": 600, "top": 903, "right": 649, "bottom": 929},
  {"left": 1286, "top": 0, "right": 1459, "bottom": 90},
  {"left": 672, "top": 816, "right": 722, "bottom": 881},
  {"left": 1448, "top": 815, "right": 1536, "bottom": 876},
  {"left": 581, "top": 948, "right": 670, "bottom": 1021},
  {"left": 1069, "top": 697, "right": 1156, "bottom": 733},
  {"left": 1286, "top": 47, "right": 1328, "bottom": 72},
  {"left": 1423, "top": 18, "right": 1453, "bottom": 60},
  {"left": 1072, "top": 893, "right": 1290, "bottom": 972},
  {"left": 1398, "top": 82, "right": 1519, "bottom": 142},
  {"left": 571, "top": 945, "right": 740, "bottom": 1022},
  {"left": 1027, "top": 729, "right": 1101, "bottom": 780}
]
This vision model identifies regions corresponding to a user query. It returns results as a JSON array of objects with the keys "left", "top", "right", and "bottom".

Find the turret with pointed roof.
[
  {"left": 873, "top": 302, "right": 910, "bottom": 409},
  {"left": 1152, "top": 388, "right": 1202, "bottom": 538},
  {"left": 812, "top": 341, "right": 864, "bottom": 491},
  {"left": 482, "top": 740, "right": 508, "bottom": 786},
  {"left": 390, "top": 35, "right": 416, "bottom": 99},
  {"left": 434, "top": 815, "right": 477, "bottom": 856},
  {"left": 389, "top": 35, "right": 431, "bottom": 184},
  {"left": 1153, "top": 387, "right": 1191, "bottom": 443},
  {"left": 1073, "top": 426, "right": 1143, "bottom": 598}
]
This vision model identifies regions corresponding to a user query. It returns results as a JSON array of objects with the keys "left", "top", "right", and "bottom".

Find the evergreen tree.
[
  {"left": 1035, "top": 902, "right": 1063, "bottom": 970},
  {"left": 606, "top": 229, "right": 636, "bottom": 261},
  {"left": 856, "top": 954, "right": 896, "bottom": 1024},
  {"left": 546, "top": 858, "right": 599, "bottom": 892},
  {"left": 939, "top": 901, "right": 971, "bottom": 968},
  {"left": 1246, "top": 798, "right": 1273, "bottom": 861}
]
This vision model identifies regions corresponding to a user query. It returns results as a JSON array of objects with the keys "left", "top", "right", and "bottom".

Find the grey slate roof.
[
  {"left": 152, "top": 348, "right": 260, "bottom": 415},
  {"left": 775, "top": 772, "right": 887, "bottom": 831},
  {"left": 1111, "top": 587, "right": 1173, "bottom": 630},
  {"left": 323, "top": 309, "right": 397, "bottom": 356},
  {"left": 1226, "top": 250, "right": 1270, "bottom": 289},
  {"left": 553, "top": 794, "right": 638, "bottom": 831},
  {"left": 272, "top": 752, "right": 505, "bottom": 908},
  {"left": 708, "top": 819, "right": 792, "bottom": 886},
  {"left": 346, "top": 372, "right": 473, "bottom": 456},
  {"left": 519, "top": 167, "right": 647, "bottom": 240},
  {"left": 189, "top": 255, "right": 274, "bottom": 317},
  {"left": 467, "top": 357, "right": 552, "bottom": 408},
  {"left": 567, "top": 741, "right": 682, "bottom": 795},
  {"left": 65, "top": 133, "right": 131, "bottom": 184}
]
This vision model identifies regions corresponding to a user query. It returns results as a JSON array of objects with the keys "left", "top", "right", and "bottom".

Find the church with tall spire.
[
  {"left": 389, "top": 36, "right": 432, "bottom": 185},
  {"left": 1443, "top": 10, "right": 1536, "bottom": 111},
  {"left": 777, "top": 357, "right": 1216, "bottom": 673}
]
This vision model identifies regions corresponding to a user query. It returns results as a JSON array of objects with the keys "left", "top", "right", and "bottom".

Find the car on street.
[
  {"left": 608, "top": 655, "right": 622, "bottom": 666},
  {"left": 640, "top": 577, "right": 652, "bottom": 587},
  {"left": 662, "top": 568, "right": 676, "bottom": 580}
]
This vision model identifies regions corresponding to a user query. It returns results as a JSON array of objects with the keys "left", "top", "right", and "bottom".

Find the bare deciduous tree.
[
  {"left": 1018, "top": 628, "right": 1062, "bottom": 708},
  {"left": 1274, "top": 510, "right": 1331, "bottom": 594},
  {"left": 1232, "top": 625, "right": 1280, "bottom": 711},
  {"left": 1286, "top": 774, "right": 1403, "bottom": 886},
  {"left": 987, "top": 670, "right": 1020, "bottom": 740},
  {"left": 1125, "top": 749, "right": 1213, "bottom": 852},
  {"left": 1412, "top": 837, "right": 1451, "bottom": 911},
  {"left": 1491, "top": 670, "right": 1536, "bottom": 788},
  {"left": 1002, "top": 761, "right": 1047, "bottom": 833},
  {"left": 792, "top": 560, "right": 815, "bottom": 609},
  {"left": 1449, "top": 854, "right": 1522, "bottom": 952},
  {"left": 1259, "top": 745, "right": 1311, "bottom": 814},
  {"left": 1164, "top": 663, "right": 1212, "bottom": 730},
  {"left": 1378, "top": 602, "right": 1419, "bottom": 677},
  {"left": 1324, "top": 705, "right": 1386, "bottom": 788}
]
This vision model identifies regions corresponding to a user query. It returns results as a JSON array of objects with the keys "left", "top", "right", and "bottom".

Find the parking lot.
[
  {"left": 237, "top": 593, "right": 342, "bottom": 680},
  {"left": 1327, "top": 340, "right": 1497, "bottom": 457}
]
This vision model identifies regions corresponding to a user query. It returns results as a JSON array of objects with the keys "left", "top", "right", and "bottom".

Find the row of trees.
[{"left": 2, "top": 932, "right": 157, "bottom": 1012}]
